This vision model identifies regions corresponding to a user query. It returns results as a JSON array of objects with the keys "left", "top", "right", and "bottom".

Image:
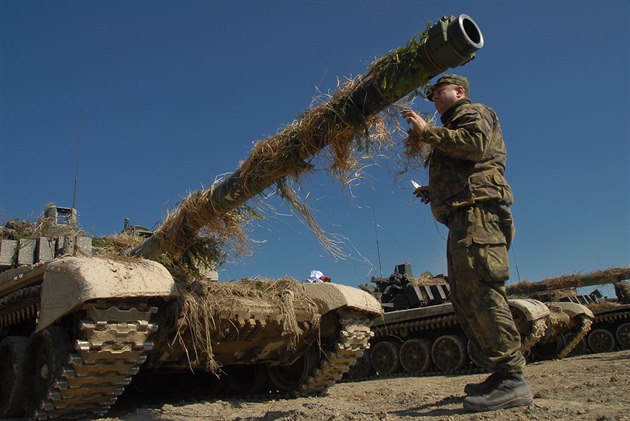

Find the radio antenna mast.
[
  {"left": 371, "top": 198, "right": 383, "bottom": 277},
  {"left": 72, "top": 110, "right": 83, "bottom": 210}
]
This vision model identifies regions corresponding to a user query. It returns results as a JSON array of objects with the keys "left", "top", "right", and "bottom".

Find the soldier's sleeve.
[{"left": 422, "top": 106, "right": 495, "bottom": 161}]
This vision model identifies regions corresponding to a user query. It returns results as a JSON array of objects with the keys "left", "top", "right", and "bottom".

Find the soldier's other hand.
[
  {"left": 414, "top": 185, "right": 432, "bottom": 204},
  {"left": 401, "top": 108, "right": 427, "bottom": 133}
]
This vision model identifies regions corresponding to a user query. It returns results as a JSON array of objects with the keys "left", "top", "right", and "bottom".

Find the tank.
[
  {"left": 347, "top": 264, "right": 550, "bottom": 378},
  {"left": 346, "top": 263, "right": 592, "bottom": 379},
  {"left": 0, "top": 14, "right": 485, "bottom": 419},
  {"left": 507, "top": 267, "right": 630, "bottom": 357}
]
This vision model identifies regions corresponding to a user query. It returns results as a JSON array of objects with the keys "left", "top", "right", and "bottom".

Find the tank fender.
[
  {"left": 302, "top": 283, "right": 383, "bottom": 317},
  {"left": 547, "top": 301, "right": 594, "bottom": 319},
  {"left": 508, "top": 298, "right": 550, "bottom": 321},
  {"left": 38, "top": 256, "right": 178, "bottom": 331}
]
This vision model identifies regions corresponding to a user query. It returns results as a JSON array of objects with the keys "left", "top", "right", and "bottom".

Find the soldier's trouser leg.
[{"left": 446, "top": 205, "right": 525, "bottom": 374}]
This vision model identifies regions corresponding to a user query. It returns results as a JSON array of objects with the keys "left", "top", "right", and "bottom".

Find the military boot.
[
  {"left": 464, "top": 372, "right": 505, "bottom": 396},
  {"left": 463, "top": 372, "right": 533, "bottom": 412}
]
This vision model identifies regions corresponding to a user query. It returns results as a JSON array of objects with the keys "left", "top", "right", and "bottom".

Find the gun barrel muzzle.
[{"left": 424, "top": 14, "right": 484, "bottom": 72}]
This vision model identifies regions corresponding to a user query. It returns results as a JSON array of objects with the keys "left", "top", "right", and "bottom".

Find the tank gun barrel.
[
  {"left": 507, "top": 267, "right": 630, "bottom": 296},
  {"left": 132, "top": 14, "right": 484, "bottom": 261}
]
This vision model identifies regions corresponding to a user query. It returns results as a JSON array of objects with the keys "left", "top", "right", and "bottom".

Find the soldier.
[
  {"left": 401, "top": 75, "right": 533, "bottom": 412},
  {"left": 614, "top": 280, "right": 630, "bottom": 304}
]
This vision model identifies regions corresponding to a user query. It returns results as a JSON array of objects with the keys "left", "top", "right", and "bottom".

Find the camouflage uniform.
[{"left": 421, "top": 95, "right": 526, "bottom": 374}]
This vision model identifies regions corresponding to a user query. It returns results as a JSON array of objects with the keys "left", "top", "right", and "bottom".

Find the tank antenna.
[
  {"left": 372, "top": 198, "right": 383, "bottom": 277},
  {"left": 72, "top": 110, "right": 83, "bottom": 210},
  {"left": 511, "top": 243, "right": 522, "bottom": 282}
]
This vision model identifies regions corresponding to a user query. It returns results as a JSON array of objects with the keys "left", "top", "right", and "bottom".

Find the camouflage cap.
[{"left": 426, "top": 74, "right": 470, "bottom": 101}]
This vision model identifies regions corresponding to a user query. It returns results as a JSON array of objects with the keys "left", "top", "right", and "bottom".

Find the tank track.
[
  {"left": 374, "top": 312, "right": 545, "bottom": 356},
  {"left": 208, "top": 310, "right": 375, "bottom": 400},
  {"left": 586, "top": 307, "right": 630, "bottom": 353},
  {"left": 370, "top": 314, "right": 477, "bottom": 377},
  {"left": 31, "top": 302, "right": 158, "bottom": 420},
  {"left": 558, "top": 315, "right": 592, "bottom": 358},
  {"left": 342, "top": 311, "right": 547, "bottom": 382},
  {"left": 299, "top": 310, "right": 374, "bottom": 395},
  {"left": 520, "top": 318, "right": 548, "bottom": 354}
]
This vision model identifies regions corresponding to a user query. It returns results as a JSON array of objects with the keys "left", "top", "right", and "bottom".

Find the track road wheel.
[
  {"left": 225, "top": 364, "right": 269, "bottom": 394},
  {"left": 0, "top": 336, "right": 29, "bottom": 418},
  {"left": 399, "top": 339, "right": 431, "bottom": 374},
  {"left": 532, "top": 335, "right": 565, "bottom": 361},
  {"left": 268, "top": 347, "right": 318, "bottom": 393},
  {"left": 23, "top": 327, "right": 73, "bottom": 418},
  {"left": 431, "top": 335, "right": 466, "bottom": 372},
  {"left": 370, "top": 340, "right": 400, "bottom": 375},
  {"left": 588, "top": 329, "right": 616, "bottom": 353},
  {"left": 615, "top": 323, "right": 630, "bottom": 349}
]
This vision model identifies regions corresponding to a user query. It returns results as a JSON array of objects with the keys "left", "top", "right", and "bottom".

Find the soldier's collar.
[{"left": 440, "top": 98, "right": 471, "bottom": 124}]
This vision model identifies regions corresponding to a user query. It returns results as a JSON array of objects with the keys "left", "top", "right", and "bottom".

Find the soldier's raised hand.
[{"left": 401, "top": 108, "right": 427, "bottom": 134}]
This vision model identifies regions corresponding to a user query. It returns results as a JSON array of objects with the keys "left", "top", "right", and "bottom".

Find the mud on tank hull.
[{"left": 0, "top": 252, "right": 383, "bottom": 419}]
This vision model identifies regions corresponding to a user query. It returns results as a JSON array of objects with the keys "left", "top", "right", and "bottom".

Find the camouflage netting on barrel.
[
  {"left": 150, "top": 78, "right": 402, "bottom": 274},
  {"left": 142, "top": 24, "right": 445, "bottom": 276},
  {"left": 151, "top": 199, "right": 256, "bottom": 275},
  {"left": 507, "top": 268, "right": 630, "bottom": 297}
]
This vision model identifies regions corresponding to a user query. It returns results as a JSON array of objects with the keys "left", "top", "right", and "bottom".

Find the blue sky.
[{"left": 1, "top": 1, "right": 628, "bottom": 295}]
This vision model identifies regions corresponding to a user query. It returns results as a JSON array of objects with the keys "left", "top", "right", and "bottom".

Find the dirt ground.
[{"left": 96, "top": 349, "right": 630, "bottom": 421}]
